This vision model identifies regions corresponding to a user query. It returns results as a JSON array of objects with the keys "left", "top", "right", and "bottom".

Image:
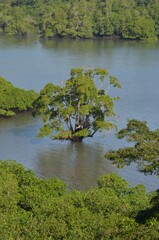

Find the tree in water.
[{"left": 34, "top": 68, "right": 121, "bottom": 141}]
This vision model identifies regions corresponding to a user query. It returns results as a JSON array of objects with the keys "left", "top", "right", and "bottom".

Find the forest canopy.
[
  {"left": 0, "top": 160, "right": 158, "bottom": 239},
  {"left": 0, "top": 0, "right": 159, "bottom": 40}
]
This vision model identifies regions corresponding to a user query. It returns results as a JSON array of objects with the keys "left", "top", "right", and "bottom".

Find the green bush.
[{"left": 0, "top": 76, "right": 38, "bottom": 117}]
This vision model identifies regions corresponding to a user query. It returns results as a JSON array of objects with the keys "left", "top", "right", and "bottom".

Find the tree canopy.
[
  {"left": 0, "top": 0, "right": 158, "bottom": 40},
  {"left": 0, "top": 76, "right": 38, "bottom": 117},
  {"left": 0, "top": 160, "right": 159, "bottom": 239},
  {"left": 33, "top": 68, "right": 121, "bottom": 141},
  {"left": 105, "top": 119, "right": 159, "bottom": 176}
]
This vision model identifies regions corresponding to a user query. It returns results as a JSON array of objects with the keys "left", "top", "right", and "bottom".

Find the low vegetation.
[{"left": 0, "top": 76, "right": 38, "bottom": 117}]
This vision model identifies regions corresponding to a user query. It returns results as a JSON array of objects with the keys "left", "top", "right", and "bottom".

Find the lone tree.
[{"left": 34, "top": 68, "right": 121, "bottom": 141}]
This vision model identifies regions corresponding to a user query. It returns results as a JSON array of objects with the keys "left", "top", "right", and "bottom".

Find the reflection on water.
[
  {"left": 0, "top": 113, "right": 42, "bottom": 170},
  {"left": 0, "top": 112, "right": 158, "bottom": 192},
  {"left": 0, "top": 113, "right": 115, "bottom": 190},
  {"left": 0, "top": 36, "right": 159, "bottom": 191},
  {"left": 0, "top": 34, "right": 38, "bottom": 48},
  {"left": 37, "top": 141, "right": 115, "bottom": 190}
]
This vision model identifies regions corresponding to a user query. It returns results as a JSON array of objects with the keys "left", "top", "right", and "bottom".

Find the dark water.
[{"left": 0, "top": 35, "right": 159, "bottom": 191}]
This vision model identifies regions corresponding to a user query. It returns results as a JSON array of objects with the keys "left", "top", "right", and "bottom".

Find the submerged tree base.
[{"left": 70, "top": 137, "right": 84, "bottom": 142}]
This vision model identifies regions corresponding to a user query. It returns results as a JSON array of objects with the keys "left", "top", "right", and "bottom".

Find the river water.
[{"left": 0, "top": 35, "right": 159, "bottom": 191}]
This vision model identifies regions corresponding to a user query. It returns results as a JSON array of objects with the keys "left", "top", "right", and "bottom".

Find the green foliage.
[
  {"left": 34, "top": 67, "right": 120, "bottom": 141},
  {"left": 0, "top": 5, "right": 36, "bottom": 36},
  {"left": 0, "top": 160, "right": 158, "bottom": 239},
  {"left": 97, "top": 172, "right": 128, "bottom": 193},
  {"left": 0, "top": 76, "right": 38, "bottom": 117},
  {"left": 38, "top": 3, "right": 68, "bottom": 38},
  {"left": 105, "top": 119, "right": 159, "bottom": 176},
  {"left": 0, "top": 0, "right": 159, "bottom": 40},
  {"left": 105, "top": 118, "right": 159, "bottom": 231},
  {"left": 122, "top": 15, "right": 157, "bottom": 40}
]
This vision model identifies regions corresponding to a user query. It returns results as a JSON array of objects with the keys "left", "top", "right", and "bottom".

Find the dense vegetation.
[
  {"left": 0, "top": 160, "right": 159, "bottom": 239},
  {"left": 33, "top": 68, "right": 121, "bottom": 141},
  {"left": 104, "top": 119, "right": 159, "bottom": 238},
  {"left": 0, "top": 0, "right": 159, "bottom": 40},
  {"left": 0, "top": 76, "right": 38, "bottom": 117}
]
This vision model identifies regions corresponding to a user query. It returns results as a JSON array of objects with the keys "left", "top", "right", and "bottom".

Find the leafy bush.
[{"left": 0, "top": 76, "right": 38, "bottom": 117}]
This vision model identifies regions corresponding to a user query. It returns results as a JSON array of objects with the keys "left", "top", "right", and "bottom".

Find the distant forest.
[{"left": 0, "top": 0, "right": 159, "bottom": 40}]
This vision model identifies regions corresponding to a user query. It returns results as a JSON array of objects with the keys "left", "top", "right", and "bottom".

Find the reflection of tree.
[
  {"left": 0, "top": 112, "right": 42, "bottom": 138},
  {"left": 37, "top": 142, "right": 115, "bottom": 190},
  {"left": 41, "top": 38, "right": 116, "bottom": 55},
  {"left": 0, "top": 112, "right": 34, "bottom": 128},
  {"left": 0, "top": 35, "right": 37, "bottom": 48}
]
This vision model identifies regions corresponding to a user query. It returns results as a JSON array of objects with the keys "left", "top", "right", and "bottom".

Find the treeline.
[
  {"left": 0, "top": 77, "right": 38, "bottom": 117},
  {"left": 0, "top": 0, "right": 159, "bottom": 40},
  {"left": 0, "top": 160, "right": 159, "bottom": 239}
]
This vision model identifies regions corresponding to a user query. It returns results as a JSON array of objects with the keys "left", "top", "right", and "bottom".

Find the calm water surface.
[{"left": 0, "top": 36, "right": 159, "bottom": 191}]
